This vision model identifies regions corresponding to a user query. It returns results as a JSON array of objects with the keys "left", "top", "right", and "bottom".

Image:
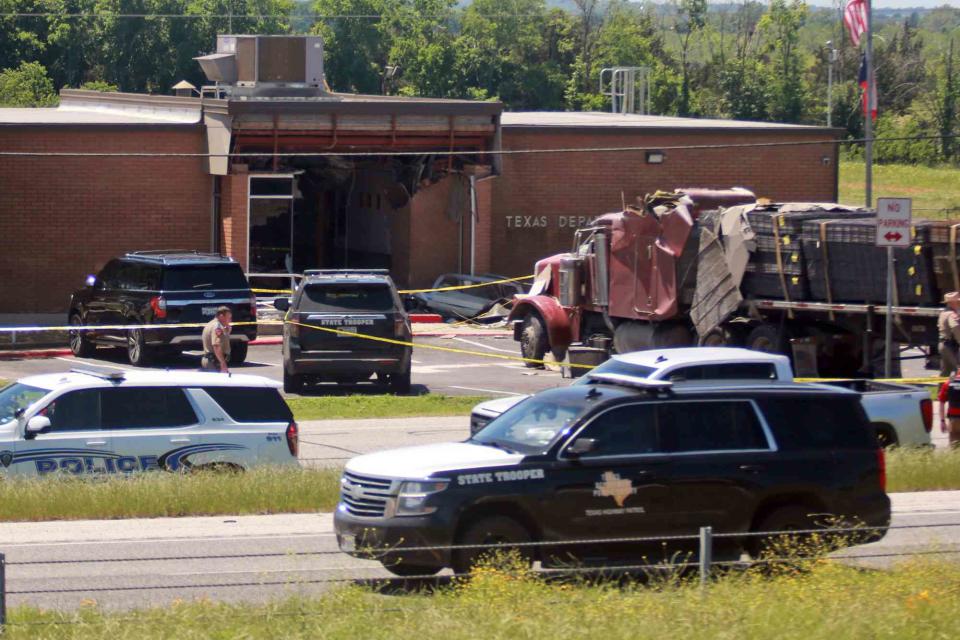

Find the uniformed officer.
[
  {"left": 938, "top": 292, "right": 960, "bottom": 376},
  {"left": 201, "top": 306, "right": 232, "bottom": 373},
  {"left": 938, "top": 367, "right": 960, "bottom": 448}
]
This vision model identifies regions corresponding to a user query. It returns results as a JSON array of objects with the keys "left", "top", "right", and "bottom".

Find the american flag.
[{"left": 843, "top": 0, "right": 868, "bottom": 47}]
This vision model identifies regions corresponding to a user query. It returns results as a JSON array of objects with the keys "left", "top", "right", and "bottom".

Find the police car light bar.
[
  {"left": 70, "top": 367, "right": 126, "bottom": 382},
  {"left": 586, "top": 372, "right": 673, "bottom": 391}
]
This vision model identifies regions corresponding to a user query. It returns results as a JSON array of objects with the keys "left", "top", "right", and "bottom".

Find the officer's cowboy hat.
[{"left": 945, "top": 291, "right": 960, "bottom": 304}]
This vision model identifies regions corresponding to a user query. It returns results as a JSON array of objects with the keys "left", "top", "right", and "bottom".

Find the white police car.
[{"left": 0, "top": 368, "right": 299, "bottom": 477}]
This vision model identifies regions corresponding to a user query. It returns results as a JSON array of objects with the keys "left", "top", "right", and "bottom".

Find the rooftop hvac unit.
[{"left": 196, "top": 35, "right": 325, "bottom": 96}]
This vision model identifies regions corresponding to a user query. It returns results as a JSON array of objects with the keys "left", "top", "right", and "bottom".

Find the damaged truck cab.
[{"left": 509, "top": 188, "right": 755, "bottom": 367}]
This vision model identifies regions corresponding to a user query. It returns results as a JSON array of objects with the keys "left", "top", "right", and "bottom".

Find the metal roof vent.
[{"left": 195, "top": 35, "right": 326, "bottom": 98}]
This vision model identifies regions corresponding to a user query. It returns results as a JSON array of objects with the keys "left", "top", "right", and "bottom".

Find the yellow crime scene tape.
[
  {"left": 284, "top": 319, "right": 595, "bottom": 369},
  {"left": 251, "top": 274, "right": 536, "bottom": 296},
  {"left": 0, "top": 317, "right": 948, "bottom": 383}
]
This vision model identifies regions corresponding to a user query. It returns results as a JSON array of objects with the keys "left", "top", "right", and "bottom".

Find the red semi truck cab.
[{"left": 510, "top": 188, "right": 756, "bottom": 366}]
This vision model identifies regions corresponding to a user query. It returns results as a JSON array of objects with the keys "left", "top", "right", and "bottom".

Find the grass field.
[
  {"left": 0, "top": 467, "right": 341, "bottom": 521},
  {"left": 287, "top": 394, "right": 484, "bottom": 420},
  {"left": 7, "top": 559, "right": 960, "bottom": 639},
  {"left": 0, "top": 448, "right": 956, "bottom": 522},
  {"left": 839, "top": 161, "right": 960, "bottom": 216}
]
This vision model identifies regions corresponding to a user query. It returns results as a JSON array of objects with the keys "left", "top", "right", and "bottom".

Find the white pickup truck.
[{"left": 470, "top": 347, "right": 933, "bottom": 447}]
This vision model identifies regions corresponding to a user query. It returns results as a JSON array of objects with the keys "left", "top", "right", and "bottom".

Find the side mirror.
[
  {"left": 25, "top": 415, "right": 51, "bottom": 439},
  {"left": 566, "top": 438, "right": 597, "bottom": 457},
  {"left": 274, "top": 297, "right": 290, "bottom": 312},
  {"left": 85, "top": 274, "right": 97, "bottom": 287}
]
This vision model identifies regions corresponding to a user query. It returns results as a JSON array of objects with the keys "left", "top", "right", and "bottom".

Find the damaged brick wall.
[{"left": 490, "top": 128, "right": 839, "bottom": 278}]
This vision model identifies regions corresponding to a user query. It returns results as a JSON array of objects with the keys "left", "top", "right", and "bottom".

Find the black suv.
[
  {"left": 334, "top": 377, "right": 890, "bottom": 575},
  {"left": 68, "top": 251, "right": 257, "bottom": 366},
  {"left": 276, "top": 270, "right": 412, "bottom": 394}
]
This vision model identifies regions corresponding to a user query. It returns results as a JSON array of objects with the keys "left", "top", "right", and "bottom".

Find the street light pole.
[
  {"left": 865, "top": 1, "right": 874, "bottom": 210},
  {"left": 827, "top": 41, "right": 838, "bottom": 128}
]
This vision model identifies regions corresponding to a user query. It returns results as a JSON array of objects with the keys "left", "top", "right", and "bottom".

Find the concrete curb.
[{"left": 0, "top": 347, "right": 73, "bottom": 359}]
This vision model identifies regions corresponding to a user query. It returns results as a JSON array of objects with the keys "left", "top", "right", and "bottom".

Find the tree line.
[{"left": 1, "top": 0, "right": 958, "bottom": 163}]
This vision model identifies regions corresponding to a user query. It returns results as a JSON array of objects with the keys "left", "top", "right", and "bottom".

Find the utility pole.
[
  {"left": 827, "top": 41, "right": 838, "bottom": 127},
  {"left": 864, "top": 0, "right": 874, "bottom": 210}
]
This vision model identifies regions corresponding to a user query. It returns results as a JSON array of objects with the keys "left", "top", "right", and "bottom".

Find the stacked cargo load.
[
  {"left": 915, "top": 220, "right": 960, "bottom": 298},
  {"left": 800, "top": 219, "right": 937, "bottom": 306},
  {"left": 740, "top": 203, "right": 874, "bottom": 301}
]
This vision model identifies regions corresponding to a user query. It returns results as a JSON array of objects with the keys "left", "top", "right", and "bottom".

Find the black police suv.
[
  {"left": 334, "top": 377, "right": 890, "bottom": 575},
  {"left": 68, "top": 251, "right": 257, "bottom": 366},
  {"left": 276, "top": 270, "right": 412, "bottom": 394}
]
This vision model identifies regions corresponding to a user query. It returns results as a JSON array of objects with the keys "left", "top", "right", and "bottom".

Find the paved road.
[
  {"left": 3, "top": 492, "right": 958, "bottom": 612},
  {"left": 0, "top": 335, "right": 567, "bottom": 399}
]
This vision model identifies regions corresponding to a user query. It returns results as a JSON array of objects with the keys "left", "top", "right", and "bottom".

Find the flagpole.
[
  {"left": 864, "top": 0, "right": 873, "bottom": 210},
  {"left": 862, "top": 0, "right": 891, "bottom": 376}
]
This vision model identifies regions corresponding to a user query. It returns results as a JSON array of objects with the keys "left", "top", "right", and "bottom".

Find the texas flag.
[{"left": 858, "top": 53, "right": 878, "bottom": 122}]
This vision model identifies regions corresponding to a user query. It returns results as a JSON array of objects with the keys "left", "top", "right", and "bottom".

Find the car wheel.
[
  {"left": 283, "top": 369, "right": 305, "bottom": 394},
  {"left": 69, "top": 314, "right": 95, "bottom": 358},
  {"left": 748, "top": 505, "right": 819, "bottom": 559},
  {"left": 873, "top": 423, "right": 899, "bottom": 449},
  {"left": 229, "top": 341, "right": 248, "bottom": 366},
  {"left": 390, "top": 370, "right": 411, "bottom": 394},
  {"left": 126, "top": 327, "right": 152, "bottom": 366},
  {"left": 519, "top": 314, "right": 548, "bottom": 368},
  {"left": 381, "top": 561, "right": 442, "bottom": 577},
  {"left": 452, "top": 515, "right": 533, "bottom": 575}
]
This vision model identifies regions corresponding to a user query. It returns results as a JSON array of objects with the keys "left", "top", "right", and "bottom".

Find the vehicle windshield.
[
  {"left": 162, "top": 265, "right": 248, "bottom": 290},
  {"left": 0, "top": 383, "right": 47, "bottom": 423},
  {"left": 471, "top": 396, "right": 585, "bottom": 455},
  {"left": 301, "top": 284, "right": 394, "bottom": 312},
  {"left": 574, "top": 359, "right": 658, "bottom": 385}
]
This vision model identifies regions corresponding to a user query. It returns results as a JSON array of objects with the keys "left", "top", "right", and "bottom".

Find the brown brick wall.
[
  {"left": 0, "top": 126, "right": 211, "bottom": 313},
  {"left": 489, "top": 128, "right": 839, "bottom": 278}
]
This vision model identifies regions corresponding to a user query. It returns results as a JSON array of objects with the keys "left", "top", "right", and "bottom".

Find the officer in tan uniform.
[
  {"left": 939, "top": 292, "right": 960, "bottom": 376},
  {"left": 201, "top": 306, "right": 232, "bottom": 373}
]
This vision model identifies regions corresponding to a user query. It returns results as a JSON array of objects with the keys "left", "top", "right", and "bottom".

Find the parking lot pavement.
[
  {"left": 298, "top": 416, "right": 468, "bottom": 465},
  {"left": 0, "top": 335, "right": 566, "bottom": 398}
]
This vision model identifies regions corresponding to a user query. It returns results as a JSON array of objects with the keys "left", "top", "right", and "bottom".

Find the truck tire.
[
  {"left": 283, "top": 369, "right": 305, "bottom": 394},
  {"left": 390, "top": 370, "right": 412, "bottom": 394},
  {"left": 452, "top": 515, "right": 533, "bottom": 575},
  {"left": 873, "top": 422, "right": 899, "bottom": 448},
  {"left": 746, "top": 323, "right": 788, "bottom": 355},
  {"left": 69, "top": 314, "right": 95, "bottom": 358},
  {"left": 126, "top": 327, "right": 152, "bottom": 367},
  {"left": 613, "top": 321, "right": 692, "bottom": 354},
  {"left": 700, "top": 325, "right": 747, "bottom": 347},
  {"left": 520, "top": 314, "right": 549, "bottom": 368},
  {"left": 229, "top": 341, "right": 248, "bottom": 366}
]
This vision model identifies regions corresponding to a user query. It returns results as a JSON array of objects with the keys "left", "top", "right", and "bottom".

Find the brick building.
[{"left": 0, "top": 89, "right": 839, "bottom": 315}]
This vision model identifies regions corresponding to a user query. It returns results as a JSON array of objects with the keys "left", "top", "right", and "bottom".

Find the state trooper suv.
[
  {"left": 335, "top": 376, "right": 890, "bottom": 575},
  {"left": 276, "top": 270, "right": 412, "bottom": 394},
  {"left": 0, "top": 369, "right": 299, "bottom": 477}
]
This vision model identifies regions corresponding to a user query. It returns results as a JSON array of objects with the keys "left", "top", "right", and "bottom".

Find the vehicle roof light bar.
[
  {"left": 303, "top": 269, "right": 390, "bottom": 276},
  {"left": 69, "top": 367, "right": 126, "bottom": 382},
  {"left": 586, "top": 372, "right": 673, "bottom": 391}
]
